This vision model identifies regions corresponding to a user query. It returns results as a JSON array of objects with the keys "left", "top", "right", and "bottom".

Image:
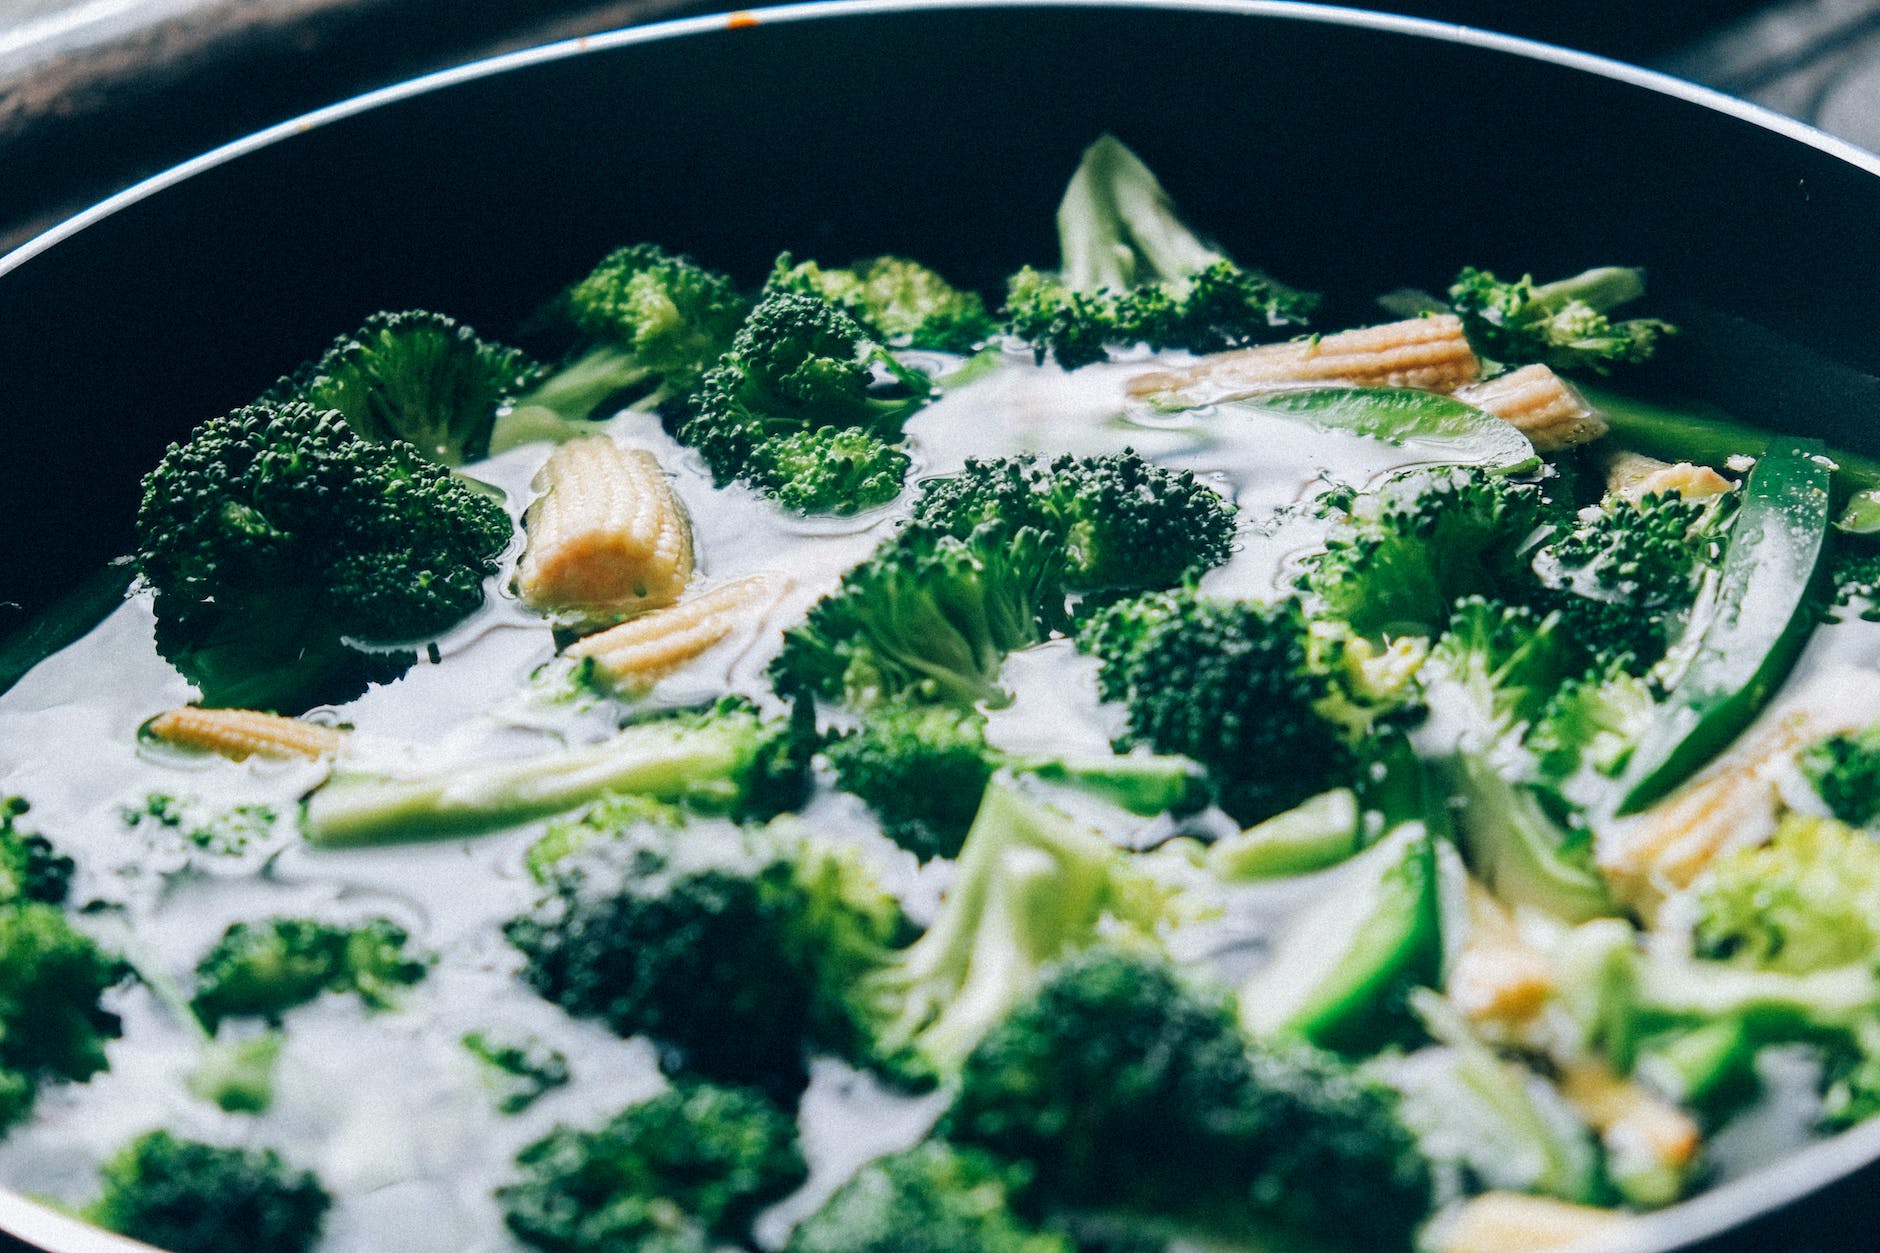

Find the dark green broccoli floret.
[
  {"left": 1800, "top": 725, "right": 1880, "bottom": 828},
  {"left": 767, "top": 520, "right": 1067, "bottom": 710},
  {"left": 945, "top": 950, "right": 1430, "bottom": 1252},
  {"left": 1002, "top": 136, "right": 1316, "bottom": 369},
  {"left": 303, "top": 697, "right": 813, "bottom": 846},
  {"left": 1299, "top": 466, "right": 1554, "bottom": 641},
  {"left": 89, "top": 1130, "right": 330, "bottom": 1253},
  {"left": 497, "top": 244, "right": 749, "bottom": 447},
  {"left": 505, "top": 821, "right": 908, "bottom": 1101},
  {"left": 1447, "top": 265, "right": 1674, "bottom": 373},
  {"left": 743, "top": 425, "right": 911, "bottom": 515},
  {"left": 1080, "top": 590, "right": 1354, "bottom": 824},
  {"left": 0, "top": 795, "right": 74, "bottom": 905},
  {"left": 0, "top": 903, "right": 126, "bottom": 1129},
  {"left": 858, "top": 781, "right": 1185, "bottom": 1077},
  {"left": 269, "top": 309, "right": 542, "bottom": 465},
  {"left": 672, "top": 288, "right": 932, "bottom": 514},
  {"left": 120, "top": 793, "right": 278, "bottom": 857},
  {"left": 785, "top": 1141, "right": 1071, "bottom": 1253},
  {"left": 770, "top": 253, "right": 996, "bottom": 352},
  {"left": 1829, "top": 539, "right": 1880, "bottom": 621},
  {"left": 911, "top": 451, "right": 1235, "bottom": 592},
  {"left": 464, "top": 1030, "right": 572, "bottom": 1115},
  {"left": 135, "top": 399, "right": 513, "bottom": 713},
  {"left": 189, "top": 916, "right": 430, "bottom": 1033},
  {"left": 824, "top": 702, "right": 1204, "bottom": 860},
  {"left": 501, "top": 1081, "right": 804, "bottom": 1253}
]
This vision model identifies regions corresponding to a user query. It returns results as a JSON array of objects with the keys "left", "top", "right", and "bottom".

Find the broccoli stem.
[
  {"left": 1007, "top": 752, "right": 1206, "bottom": 816},
  {"left": 1528, "top": 267, "right": 1647, "bottom": 316},
  {"left": 1447, "top": 755, "right": 1612, "bottom": 924},
  {"left": 1056, "top": 134, "right": 1223, "bottom": 294},
  {"left": 303, "top": 721, "right": 756, "bottom": 846},
  {"left": 1204, "top": 788, "right": 1361, "bottom": 880}
]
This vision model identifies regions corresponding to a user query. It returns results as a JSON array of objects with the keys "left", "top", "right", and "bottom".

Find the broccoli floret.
[
  {"left": 770, "top": 253, "right": 996, "bottom": 352},
  {"left": 744, "top": 425, "right": 911, "bottom": 515},
  {"left": 0, "top": 795, "right": 73, "bottom": 905},
  {"left": 672, "top": 288, "right": 932, "bottom": 513},
  {"left": 0, "top": 903, "right": 126, "bottom": 1129},
  {"left": 464, "top": 1030, "right": 572, "bottom": 1115},
  {"left": 135, "top": 399, "right": 513, "bottom": 713},
  {"left": 89, "top": 1131, "right": 330, "bottom": 1253},
  {"left": 859, "top": 782, "right": 1183, "bottom": 1077},
  {"left": 497, "top": 244, "right": 749, "bottom": 446},
  {"left": 186, "top": 1033, "right": 283, "bottom": 1114},
  {"left": 120, "top": 793, "right": 278, "bottom": 857},
  {"left": 824, "top": 702, "right": 1204, "bottom": 860},
  {"left": 1420, "top": 597, "right": 1584, "bottom": 750},
  {"left": 1003, "top": 136, "right": 1317, "bottom": 369},
  {"left": 189, "top": 917, "right": 430, "bottom": 1033},
  {"left": 1799, "top": 725, "right": 1880, "bottom": 828},
  {"left": 506, "top": 820, "right": 908, "bottom": 1101},
  {"left": 911, "top": 452, "right": 1236, "bottom": 592},
  {"left": 1447, "top": 265, "right": 1675, "bottom": 373},
  {"left": 785, "top": 1141, "right": 1072, "bottom": 1253},
  {"left": 768, "top": 521, "right": 1067, "bottom": 710},
  {"left": 1526, "top": 662, "right": 1657, "bottom": 798},
  {"left": 501, "top": 1081, "right": 804, "bottom": 1253},
  {"left": 269, "top": 309, "right": 542, "bottom": 465},
  {"left": 1829, "top": 539, "right": 1880, "bottom": 620},
  {"left": 303, "top": 696, "right": 812, "bottom": 846},
  {"left": 945, "top": 949, "right": 1431, "bottom": 1251},
  {"left": 1694, "top": 815, "right": 1880, "bottom": 974},
  {"left": 526, "top": 795, "right": 689, "bottom": 885},
  {"left": 1080, "top": 589, "right": 1356, "bottom": 824},
  {"left": 1299, "top": 466, "right": 1554, "bottom": 641}
]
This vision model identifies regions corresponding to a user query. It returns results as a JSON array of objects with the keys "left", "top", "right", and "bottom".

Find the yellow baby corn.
[
  {"left": 1605, "top": 451, "right": 1734, "bottom": 501},
  {"left": 1435, "top": 1192, "right": 1629, "bottom": 1253},
  {"left": 1128, "top": 314, "right": 1481, "bottom": 403},
  {"left": 565, "top": 574, "right": 782, "bottom": 694},
  {"left": 517, "top": 438, "right": 694, "bottom": 621},
  {"left": 146, "top": 706, "right": 345, "bottom": 761},
  {"left": 1560, "top": 1061, "right": 1701, "bottom": 1174},
  {"left": 1456, "top": 365, "right": 1608, "bottom": 453},
  {"left": 1449, "top": 881, "right": 1554, "bottom": 1029}
]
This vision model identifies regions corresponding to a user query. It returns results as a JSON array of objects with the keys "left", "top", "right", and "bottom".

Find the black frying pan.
[{"left": 4, "top": 3, "right": 1880, "bottom": 1249}]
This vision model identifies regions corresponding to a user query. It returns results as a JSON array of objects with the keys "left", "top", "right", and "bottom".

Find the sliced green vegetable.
[
  {"left": 0, "top": 561, "right": 132, "bottom": 697},
  {"left": 1205, "top": 788, "right": 1360, "bottom": 880},
  {"left": 1448, "top": 754, "right": 1613, "bottom": 924},
  {"left": 1615, "top": 441, "right": 1831, "bottom": 814},
  {"left": 1217, "top": 387, "right": 1539, "bottom": 472},
  {"left": 1236, "top": 821, "right": 1441, "bottom": 1053}
]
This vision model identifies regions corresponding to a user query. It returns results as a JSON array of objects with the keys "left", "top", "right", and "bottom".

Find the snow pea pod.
[{"left": 1614, "top": 441, "right": 1832, "bottom": 815}]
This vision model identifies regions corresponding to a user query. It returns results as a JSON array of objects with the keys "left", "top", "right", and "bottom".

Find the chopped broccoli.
[
  {"left": 1799, "top": 725, "right": 1880, "bottom": 828},
  {"left": 742, "top": 425, "right": 911, "bottom": 515},
  {"left": 0, "top": 903, "right": 126, "bottom": 1130},
  {"left": 1420, "top": 597, "right": 1584, "bottom": 751},
  {"left": 0, "top": 795, "right": 74, "bottom": 905},
  {"left": 135, "top": 399, "right": 513, "bottom": 713},
  {"left": 671, "top": 288, "right": 932, "bottom": 513},
  {"left": 506, "top": 819, "right": 909, "bottom": 1100},
  {"left": 1079, "top": 589, "right": 1358, "bottom": 824},
  {"left": 464, "top": 1030, "right": 572, "bottom": 1115},
  {"left": 944, "top": 949, "right": 1431, "bottom": 1251},
  {"left": 501, "top": 1081, "right": 804, "bottom": 1253},
  {"left": 785, "top": 1141, "right": 1071, "bottom": 1253},
  {"left": 910, "top": 451, "right": 1236, "bottom": 592},
  {"left": 89, "top": 1130, "right": 330, "bottom": 1253},
  {"left": 859, "top": 781, "right": 1184, "bottom": 1077},
  {"left": 525, "top": 795, "right": 689, "bottom": 885},
  {"left": 1003, "top": 136, "right": 1317, "bottom": 369},
  {"left": 768, "top": 521, "right": 1067, "bottom": 710},
  {"left": 189, "top": 916, "right": 430, "bottom": 1033},
  {"left": 1526, "top": 662, "right": 1657, "bottom": 801},
  {"left": 269, "top": 309, "right": 543, "bottom": 465},
  {"left": 497, "top": 244, "right": 749, "bottom": 446},
  {"left": 824, "top": 701, "right": 1204, "bottom": 860},
  {"left": 1446, "top": 265, "right": 1675, "bottom": 373},
  {"left": 1694, "top": 815, "right": 1880, "bottom": 974},
  {"left": 120, "top": 792, "right": 278, "bottom": 857},
  {"left": 769, "top": 253, "right": 996, "bottom": 352},
  {"left": 303, "top": 697, "right": 812, "bottom": 846},
  {"left": 186, "top": 1033, "right": 282, "bottom": 1114},
  {"left": 1299, "top": 466, "right": 1554, "bottom": 641}
]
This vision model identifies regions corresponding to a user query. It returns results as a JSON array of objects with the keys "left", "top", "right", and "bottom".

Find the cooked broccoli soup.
[{"left": 6, "top": 134, "right": 1880, "bottom": 1253}]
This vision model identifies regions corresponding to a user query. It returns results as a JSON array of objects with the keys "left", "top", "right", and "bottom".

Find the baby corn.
[
  {"left": 1457, "top": 365, "right": 1608, "bottom": 453},
  {"left": 146, "top": 706, "right": 345, "bottom": 761},
  {"left": 566, "top": 574, "right": 782, "bottom": 694},
  {"left": 1128, "top": 314, "right": 1481, "bottom": 403},
  {"left": 1605, "top": 451, "right": 1734, "bottom": 501},
  {"left": 1449, "top": 880, "right": 1554, "bottom": 1029},
  {"left": 517, "top": 438, "right": 694, "bottom": 621},
  {"left": 1559, "top": 1060, "right": 1701, "bottom": 1206},
  {"left": 1435, "top": 1192, "right": 1630, "bottom": 1253}
]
